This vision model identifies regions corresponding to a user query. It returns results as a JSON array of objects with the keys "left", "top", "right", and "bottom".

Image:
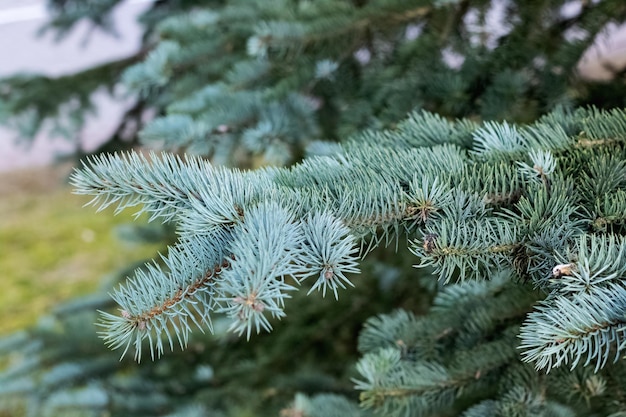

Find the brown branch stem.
[{"left": 129, "top": 259, "right": 231, "bottom": 328}]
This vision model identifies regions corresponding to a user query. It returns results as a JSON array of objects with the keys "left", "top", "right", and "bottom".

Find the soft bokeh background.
[
  {"left": 0, "top": 0, "right": 625, "bottom": 334},
  {"left": 0, "top": 0, "right": 149, "bottom": 170},
  {"left": 0, "top": 0, "right": 160, "bottom": 334}
]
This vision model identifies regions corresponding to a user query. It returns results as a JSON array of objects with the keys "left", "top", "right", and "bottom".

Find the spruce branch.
[
  {"left": 593, "top": 190, "right": 626, "bottom": 231},
  {"left": 282, "top": 392, "right": 368, "bottom": 417},
  {"left": 354, "top": 331, "right": 518, "bottom": 417},
  {"left": 0, "top": 53, "right": 143, "bottom": 142},
  {"left": 576, "top": 108, "right": 626, "bottom": 145},
  {"left": 298, "top": 212, "right": 361, "bottom": 300},
  {"left": 552, "top": 235, "right": 626, "bottom": 295},
  {"left": 457, "top": 161, "right": 523, "bottom": 206},
  {"left": 354, "top": 347, "right": 455, "bottom": 416},
  {"left": 214, "top": 202, "right": 316, "bottom": 339},
  {"left": 99, "top": 234, "right": 230, "bottom": 361},
  {"left": 6, "top": 0, "right": 626, "bottom": 414},
  {"left": 72, "top": 152, "right": 203, "bottom": 222},
  {"left": 405, "top": 176, "right": 452, "bottom": 227},
  {"left": 413, "top": 217, "right": 519, "bottom": 282},
  {"left": 471, "top": 121, "right": 525, "bottom": 158},
  {"left": 71, "top": 107, "right": 626, "bottom": 377},
  {"left": 252, "top": 4, "right": 433, "bottom": 56},
  {"left": 462, "top": 386, "right": 575, "bottom": 417},
  {"left": 71, "top": 151, "right": 263, "bottom": 226},
  {"left": 519, "top": 283, "right": 626, "bottom": 373}
]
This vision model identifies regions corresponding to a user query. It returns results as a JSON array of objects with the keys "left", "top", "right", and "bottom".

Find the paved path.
[{"left": 0, "top": 0, "right": 149, "bottom": 172}]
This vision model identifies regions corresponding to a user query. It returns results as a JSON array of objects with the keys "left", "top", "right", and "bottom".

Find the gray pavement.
[{"left": 0, "top": 0, "right": 148, "bottom": 172}]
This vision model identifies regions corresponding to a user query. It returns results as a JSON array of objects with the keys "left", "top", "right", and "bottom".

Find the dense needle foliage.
[{"left": 2, "top": 1, "right": 626, "bottom": 416}]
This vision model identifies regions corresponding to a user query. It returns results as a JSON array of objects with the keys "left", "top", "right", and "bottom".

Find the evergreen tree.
[
  {"left": 2, "top": 0, "right": 626, "bottom": 161},
  {"left": 2, "top": 1, "right": 626, "bottom": 416}
]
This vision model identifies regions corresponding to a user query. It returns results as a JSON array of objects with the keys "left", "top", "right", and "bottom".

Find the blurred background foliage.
[{"left": 0, "top": 164, "right": 164, "bottom": 334}]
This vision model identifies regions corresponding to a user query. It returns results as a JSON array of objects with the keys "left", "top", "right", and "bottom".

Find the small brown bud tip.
[
  {"left": 252, "top": 301, "right": 265, "bottom": 312},
  {"left": 324, "top": 268, "right": 334, "bottom": 280},
  {"left": 137, "top": 320, "right": 146, "bottom": 330},
  {"left": 552, "top": 263, "right": 574, "bottom": 277},
  {"left": 423, "top": 233, "right": 438, "bottom": 254},
  {"left": 121, "top": 310, "right": 131, "bottom": 319}
]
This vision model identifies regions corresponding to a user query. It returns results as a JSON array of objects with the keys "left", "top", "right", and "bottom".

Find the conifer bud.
[
  {"left": 552, "top": 263, "right": 573, "bottom": 277},
  {"left": 423, "top": 233, "right": 438, "bottom": 254}
]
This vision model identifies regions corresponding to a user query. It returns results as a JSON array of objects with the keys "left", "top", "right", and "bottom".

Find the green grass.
[{"left": 0, "top": 176, "right": 162, "bottom": 334}]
